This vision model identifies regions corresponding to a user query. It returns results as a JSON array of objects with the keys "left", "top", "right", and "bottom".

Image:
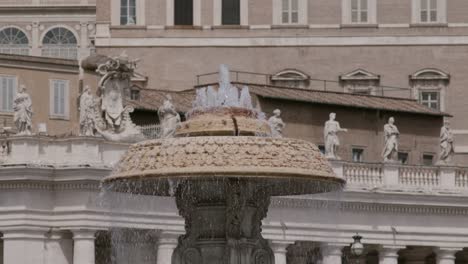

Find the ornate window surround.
[
  {"left": 339, "top": 69, "right": 380, "bottom": 95},
  {"left": 272, "top": 0, "right": 308, "bottom": 25},
  {"left": 411, "top": 0, "right": 447, "bottom": 24},
  {"left": 41, "top": 26, "right": 79, "bottom": 60},
  {"left": 341, "top": 0, "right": 377, "bottom": 25},
  {"left": 270, "top": 69, "right": 310, "bottom": 88},
  {"left": 410, "top": 68, "right": 449, "bottom": 111},
  {"left": 0, "top": 26, "right": 30, "bottom": 56}
]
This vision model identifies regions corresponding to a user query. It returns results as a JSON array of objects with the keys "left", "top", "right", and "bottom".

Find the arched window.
[
  {"left": 42, "top": 27, "right": 78, "bottom": 60},
  {"left": 410, "top": 68, "right": 450, "bottom": 111},
  {"left": 0, "top": 27, "right": 29, "bottom": 55}
]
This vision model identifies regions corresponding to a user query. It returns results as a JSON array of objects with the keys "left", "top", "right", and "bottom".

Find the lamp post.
[{"left": 350, "top": 234, "right": 364, "bottom": 264}]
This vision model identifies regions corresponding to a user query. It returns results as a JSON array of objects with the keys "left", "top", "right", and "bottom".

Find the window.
[
  {"left": 0, "top": 27, "right": 29, "bottom": 55},
  {"left": 420, "top": 91, "right": 439, "bottom": 110},
  {"left": 42, "top": 27, "right": 78, "bottom": 60},
  {"left": 130, "top": 89, "right": 141, "bottom": 101},
  {"left": 282, "top": 0, "right": 299, "bottom": 24},
  {"left": 351, "top": 0, "right": 368, "bottom": 23},
  {"left": 222, "top": 0, "right": 240, "bottom": 25},
  {"left": 410, "top": 69, "right": 449, "bottom": 111},
  {"left": 318, "top": 145, "right": 325, "bottom": 155},
  {"left": 0, "top": 75, "right": 16, "bottom": 112},
  {"left": 352, "top": 148, "right": 364, "bottom": 162},
  {"left": 413, "top": 0, "right": 446, "bottom": 23},
  {"left": 398, "top": 152, "right": 409, "bottom": 165},
  {"left": 50, "top": 80, "right": 69, "bottom": 118},
  {"left": 121, "top": 0, "right": 136, "bottom": 25},
  {"left": 420, "top": 0, "right": 437, "bottom": 22},
  {"left": 174, "top": 0, "right": 193, "bottom": 25},
  {"left": 423, "top": 154, "right": 434, "bottom": 166}
]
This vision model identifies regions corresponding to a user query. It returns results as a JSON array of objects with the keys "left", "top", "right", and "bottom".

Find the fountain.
[{"left": 102, "top": 65, "right": 345, "bottom": 264}]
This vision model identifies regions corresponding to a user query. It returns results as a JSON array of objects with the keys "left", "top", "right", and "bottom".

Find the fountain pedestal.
[{"left": 173, "top": 179, "right": 274, "bottom": 264}]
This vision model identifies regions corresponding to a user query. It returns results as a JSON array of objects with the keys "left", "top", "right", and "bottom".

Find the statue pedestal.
[{"left": 173, "top": 179, "right": 274, "bottom": 264}]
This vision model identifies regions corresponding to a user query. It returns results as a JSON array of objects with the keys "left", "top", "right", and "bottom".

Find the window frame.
[
  {"left": 120, "top": 0, "right": 137, "bottom": 25},
  {"left": 351, "top": 147, "right": 365, "bottom": 163},
  {"left": 0, "top": 27, "right": 29, "bottom": 56},
  {"left": 397, "top": 151, "right": 410, "bottom": 165},
  {"left": 419, "top": 90, "right": 440, "bottom": 110},
  {"left": 422, "top": 153, "right": 435, "bottom": 166},
  {"left": 342, "top": 0, "right": 376, "bottom": 25},
  {"left": 41, "top": 27, "right": 78, "bottom": 60},
  {"left": 412, "top": 0, "right": 446, "bottom": 24},
  {"left": 0, "top": 75, "right": 17, "bottom": 113},
  {"left": 273, "top": 0, "right": 307, "bottom": 25},
  {"left": 49, "top": 79, "right": 70, "bottom": 120}
]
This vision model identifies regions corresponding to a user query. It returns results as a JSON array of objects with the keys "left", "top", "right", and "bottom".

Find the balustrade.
[
  {"left": 343, "top": 162, "right": 383, "bottom": 186},
  {"left": 399, "top": 166, "right": 439, "bottom": 187},
  {"left": 455, "top": 169, "right": 468, "bottom": 188}
]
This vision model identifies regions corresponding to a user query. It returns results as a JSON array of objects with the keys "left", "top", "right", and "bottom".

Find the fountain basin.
[{"left": 104, "top": 136, "right": 344, "bottom": 196}]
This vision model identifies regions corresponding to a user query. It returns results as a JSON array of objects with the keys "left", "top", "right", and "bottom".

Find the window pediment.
[
  {"left": 340, "top": 69, "right": 380, "bottom": 81},
  {"left": 410, "top": 68, "right": 450, "bottom": 81},
  {"left": 271, "top": 69, "right": 309, "bottom": 81}
]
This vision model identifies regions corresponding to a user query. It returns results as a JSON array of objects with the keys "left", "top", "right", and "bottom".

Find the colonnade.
[{"left": 1, "top": 230, "right": 465, "bottom": 264}]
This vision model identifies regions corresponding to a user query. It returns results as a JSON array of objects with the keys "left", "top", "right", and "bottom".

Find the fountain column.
[
  {"left": 72, "top": 229, "right": 96, "bottom": 264},
  {"left": 156, "top": 232, "right": 179, "bottom": 264},
  {"left": 379, "top": 246, "right": 403, "bottom": 264},
  {"left": 321, "top": 243, "right": 346, "bottom": 264},
  {"left": 435, "top": 248, "right": 460, "bottom": 264},
  {"left": 270, "top": 241, "right": 294, "bottom": 264}
]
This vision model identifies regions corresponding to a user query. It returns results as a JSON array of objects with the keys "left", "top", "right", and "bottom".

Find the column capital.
[
  {"left": 71, "top": 229, "right": 97, "bottom": 240},
  {"left": 269, "top": 240, "right": 294, "bottom": 254},
  {"left": 435, "top": 247, "right": 462, "bottom": 260},
  {"left": 2, "top": 229, "right": 48, "bottom": 240},
  {"left": 379, "top": 245, "right": 405, "bottom": 261},
  {"left": 157, "top": 231, "right": 179, "bottom": 247},
  {"left": 321, "top": 243, "right": 347, "bottom": 256}
]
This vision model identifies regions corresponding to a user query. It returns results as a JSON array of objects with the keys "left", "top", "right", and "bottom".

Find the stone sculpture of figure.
[
  {"left": 13, "top": 85, "right": 33, "bottom": 135},
  {"left": 438, "top": 119, "right": 455, "bottom": 165},
  {"left": 158, "top": 94, "right": 181, "bottom": 138},
  {"left": 324, "top": 112, "right": 348, "bottom": 159},
  {"left": 268, "top": 109, "right": 285, "bottom": 138},
  {"left": 79, "top": 85, "right": 96, "bottom": 136},
  {"left": 382, "top": 117, "right": 400, "bottom": 162}
]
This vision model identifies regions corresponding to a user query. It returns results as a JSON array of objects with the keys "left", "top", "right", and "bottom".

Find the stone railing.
[{"left": 334, "top": 161, "right": 468, "bottom": 193}]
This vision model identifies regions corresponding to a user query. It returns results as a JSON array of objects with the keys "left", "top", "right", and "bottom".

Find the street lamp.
[{"left": 351, "top": 234, "right": 364, "bottom": 257}]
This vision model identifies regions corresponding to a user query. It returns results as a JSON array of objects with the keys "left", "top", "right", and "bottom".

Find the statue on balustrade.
[
  {"left": 13, "top": 85, "right": 33, "bottom": 136},
  {"left": 438, "top": 119, "right": 454, "bottom": 165},
  {"left": 158, "top": 94, "right": 181, "bottom": 138},
  {"left": 382, "top": 117, "right": 400, "bottom": 162},
  {"left": 268, "top": 109, "right": 285, "bottom": 138},
  {"left": 324, "top": 112, "right": 348, "bottom": 159},
  {"left": 79, "top": 85, "right": 96, "bottom": 137},
  {"left": 88, "top": 52, "right": 143, "bottom": 142}
]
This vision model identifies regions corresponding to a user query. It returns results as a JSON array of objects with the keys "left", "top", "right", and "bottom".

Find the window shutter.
[
  {"left": 54, "top": 81, "right": 59, "bottom": 115},
  {"left": 0, "top": 77, "right": 5, "bottom": 111}
]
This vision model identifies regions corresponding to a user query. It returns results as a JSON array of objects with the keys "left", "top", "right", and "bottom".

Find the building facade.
[{"left": 94, "top": 0, "right": 468, "bottom": 161}]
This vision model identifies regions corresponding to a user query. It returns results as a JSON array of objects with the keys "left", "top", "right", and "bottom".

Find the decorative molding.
[{"left": 95, "top": 35, "right": 468, "bottom": 47}]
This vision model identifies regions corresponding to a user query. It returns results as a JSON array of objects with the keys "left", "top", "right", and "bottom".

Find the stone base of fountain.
[{"left": 172, "top": 179, "right": 274, "bottom": 264}]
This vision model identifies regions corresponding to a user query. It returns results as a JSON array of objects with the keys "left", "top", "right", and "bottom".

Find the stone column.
[
  {"left": 156, "top": 232, "right": 179, "bottom": 264},
  {"left": 379, "top": 246, "right": 403, "bottom": 264},
  {"left": 321, "top": 243, "right": 346, "bottom": 264},
  {"left": 31, "top": 22, "right": 41, "bottom": 56},
  {"left": 79, "top": 22, "right": 89, "bottom": 59},
  {"left": 2, "top": 229, "right": 47, "bottom": 264},
  {"left": 435, "top": 248, "right": 460, "bottom": 264},
  {"left": 270, "top": 240, "right": 294, "bottom": 264},
  {"left": 45, "top": 231, "right": 73, "bottom": 264},
  {"left": 72, "top": 230, "right": 96, "bottom": 264}
]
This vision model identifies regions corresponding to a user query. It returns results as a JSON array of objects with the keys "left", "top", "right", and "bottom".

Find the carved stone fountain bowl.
[{"left": 103, "top": 135, "right": 345, "bottom": 196}]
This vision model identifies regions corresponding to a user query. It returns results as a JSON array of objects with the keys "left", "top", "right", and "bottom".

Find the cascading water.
[{"left": 101, "top": 64, "right": 345, "bottom": 264}]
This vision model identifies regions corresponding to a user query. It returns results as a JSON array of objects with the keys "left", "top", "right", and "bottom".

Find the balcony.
[{"left": 1, "top": 135, "right": 467, "bottom": 196}]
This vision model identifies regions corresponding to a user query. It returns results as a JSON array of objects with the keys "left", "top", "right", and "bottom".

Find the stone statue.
[
  {"left": 438, "top": 119, "right": 454, "bottom": 165},
  {"left": 79, "top": 85, "right": 96, "bottom": 136},
  {"left": 93, "top": 52, "right": 144, "bottom": 142},
  {"left": 324, "top": 112, "right": 348, "bottom": 159},
  {"left": 13, "top": 85, "right": 33, "bottom": 135},
  {"left": 382, "top": 117, "right": 400, "bottom": 162},
  {"left": 268, "top": 109, "right": 285, "bottom": 138},
  {"left": 158, "top": 94, "right": 181, "bottom": 138}
]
